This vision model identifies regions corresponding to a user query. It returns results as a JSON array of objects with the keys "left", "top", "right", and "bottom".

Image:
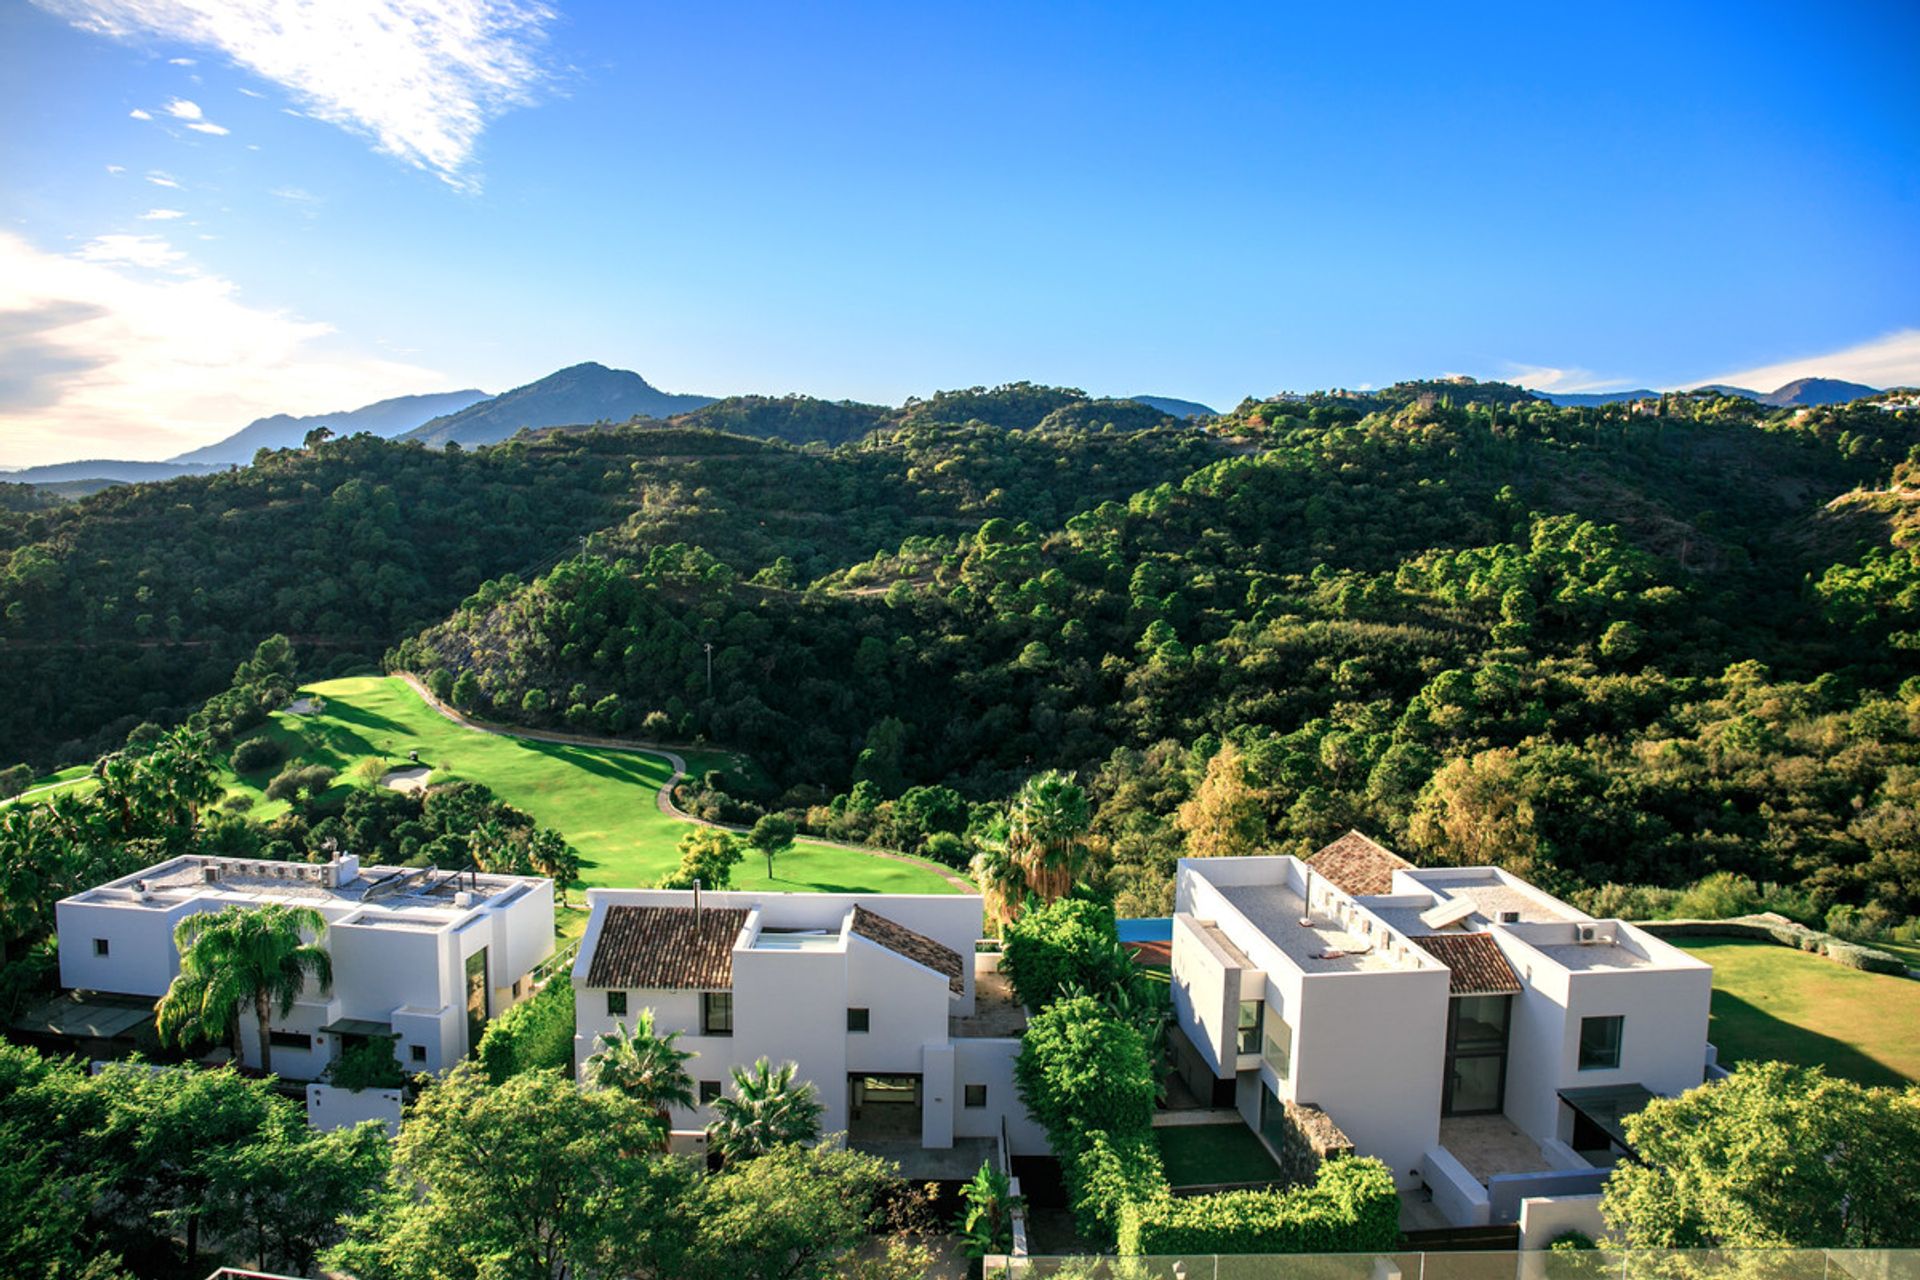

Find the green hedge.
[
  {"left": 1016, "top": 951, "right": 1402, "bottom": 1256},
  {"left": 1064, "top": 1127, "right": 1167, "bottom": 1241},
  {"left": 476, "top": 976, "right": 575, "bottom": 1083},
  {"left": 1002, "top": 898, "right": 1140, "bottom": 1009},
  {"left": 1117, "top": 1156, "right": 1401, "bottom": 1256}
]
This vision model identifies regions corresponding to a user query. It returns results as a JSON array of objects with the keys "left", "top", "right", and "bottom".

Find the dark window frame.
[
  {"left": 93, "top": 937, "right": 110, "bottom": 957},
  {"left": 963, "top": 1083, "right": 988, "bottom": 1108},
  {"left": 847, "top": 1007, "right": 870, "bottom": 1033},
  {"left": 702, "top": 991, "right": 733, "bottom": 1036},
  {"left": 267, "top": 1030, "right": 313, "bottom": 1052},
  {"left": 699, "top": 1079, "right": 722, "bottom": 1105},
  {"left": 410, "top": 1043, "right": 427, "bottom": 1063},
  {"left": 1442, "top": 993, "right": 1513, "bottom": 1117},
  {"left": 606, "top": 990, "right": 627, "bottom": 1018},
  {"left": 1578, "top": 1015, "right": 1624, "bottom": 1071}
]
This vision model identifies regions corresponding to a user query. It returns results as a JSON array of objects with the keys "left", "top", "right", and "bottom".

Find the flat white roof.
[{"left": 65, "top": 854, "right": 543, "bottom": 930}]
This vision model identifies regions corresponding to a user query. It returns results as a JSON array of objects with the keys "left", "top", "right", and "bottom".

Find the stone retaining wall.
[{"left": 1271, "top": 1100, "right": 1354, "bottom": 1185}]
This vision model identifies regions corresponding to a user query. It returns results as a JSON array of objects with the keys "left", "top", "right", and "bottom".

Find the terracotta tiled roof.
[
  {"left": 1307, "top": 830, "right": 1414, "bottom": 896},
  {"left": 850, "top": 905, "right": 964, "bottom": 995},
  {"left": 1413, "top": 932, "right": 1523, "bottom": 995},
  {"left": 586, "top": 905, "right": 749, "bottom": 990}
]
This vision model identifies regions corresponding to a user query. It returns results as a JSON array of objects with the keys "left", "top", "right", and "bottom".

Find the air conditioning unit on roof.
[{"left": 1576, "top": 924, "right": 1600, "bottom": 944}]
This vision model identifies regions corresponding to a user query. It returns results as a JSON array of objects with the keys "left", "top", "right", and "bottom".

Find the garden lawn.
[
  {"left": 216, "top": 676, "right": 962, "bottom": 897},
  {"left": 1154, "top": 1123, "right": 1283, "bottom": 1188},
  {"left": 1676, "top": 938, "right": 1920, "bottom": 1088}
]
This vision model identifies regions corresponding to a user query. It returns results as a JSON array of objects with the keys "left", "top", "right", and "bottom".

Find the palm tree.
[
  {"left": 583, "top": 1010, "right": 696, "bottom": 1141},
  {"left": 993, "top": 770, "right": 1090, "bottom": 924},
  {"left": 970, "top": 839, "right": 1029, "bottom": 932},
  {"left": 155, "top": 903, "right": 333, "bottom": 1076},
  {"left": 705, "top": 1058, "right": 823, "bottom": 1163}
]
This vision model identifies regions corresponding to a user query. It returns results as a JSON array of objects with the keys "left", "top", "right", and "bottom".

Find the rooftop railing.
[{"left": 990, "top": 1250, "right": 1920, "bottom": 1280}]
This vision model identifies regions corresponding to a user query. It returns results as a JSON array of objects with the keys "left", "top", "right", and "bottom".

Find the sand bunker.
[
  {"left": 380, "top": 765, "right": 432, "bottom": 793},
  {"left": 284, "top": 697, "right": 318, "bottom": 715}
]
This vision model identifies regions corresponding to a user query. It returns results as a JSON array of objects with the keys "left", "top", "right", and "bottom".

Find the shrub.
[
  {"left": 476, "top": 978, "right": 576, "bottom": 1083},
  {"left": 1117, "top": 1156, "right": 1400, "bottom": 1255},
  {"left": 923, "top": 830, "right": 971, "bottom": 870},
  {"left": 265, "top": 763, "right": 337, "bottom": 802},
  {"left": 1015, "top": 995, "right": 1156, "bottom": 1140},
  {"left": 329, "top": 1037, "right": 405, "bottom": 1091},
  {"left": 231, "top": 735, "right": 285, "bottom": 773},
  {"left": 1003, "top": 898, "right": 1139, "bottom": 1009},
  {"left": 0, "top": 763, "right": 32, "bottom": 799}
]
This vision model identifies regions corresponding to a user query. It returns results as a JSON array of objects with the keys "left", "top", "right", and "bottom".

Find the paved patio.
[
  {"left": 851, "top": 1135, "right": 1000, "bottom": 1181},
  {"left": 1439, "top": 1115, "right": 1550, "bottom": 1182}
]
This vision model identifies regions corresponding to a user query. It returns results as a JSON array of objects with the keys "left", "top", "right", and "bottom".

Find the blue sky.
[{"left": 3, "top": 0, "right": 1917, "bottom": 466}]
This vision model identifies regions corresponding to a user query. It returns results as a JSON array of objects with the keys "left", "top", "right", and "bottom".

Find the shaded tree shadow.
[{"left": 1708, "top": 989, "right": 1909, "bottom": 1089}]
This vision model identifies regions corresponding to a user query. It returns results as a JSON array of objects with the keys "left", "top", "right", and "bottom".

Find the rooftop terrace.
[
  {"left": 1216, "top": 881, "right": 1425, "bottom": 974},
  {"left": 69, "top": 855, "right": 532, "bottom": 923}
]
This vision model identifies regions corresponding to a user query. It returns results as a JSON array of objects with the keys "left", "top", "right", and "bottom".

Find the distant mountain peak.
[{"left": 399, "top": 364, "right": 715, "bottom": 449}]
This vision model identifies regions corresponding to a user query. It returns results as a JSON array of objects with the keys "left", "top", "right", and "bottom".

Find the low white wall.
[
  {"left": 1422, "top": 1144, "right": 1491, "bottom": 1227},
  {"left": 306, "top": 1083, "right": 404, "bottom": 1135},
  {"left": 1518, "top": 1192, "right": 1607, "bottom": 1249}
]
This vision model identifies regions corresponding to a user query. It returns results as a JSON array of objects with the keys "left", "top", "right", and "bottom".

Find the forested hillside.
[
  {"left": 0, "top": 410, "right": 1222, "bottom": 761},
  {"left": 7, "top": 381, "right": 1919, "bottom": 935},
  {"left": 394, "top": 388, "right": 1920, "bottom": 931}
]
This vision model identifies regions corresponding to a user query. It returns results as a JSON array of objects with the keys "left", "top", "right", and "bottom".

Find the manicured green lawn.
[
  {"left": 214, "top": 676, "right": 963, "bottom": 897},
  {"left": 1677, "top": 938, "right": 1920, "bottom": 1088},
  {"left": 1, "top": 762, "right": 97, "bottom": 806},
  {"left": 1154, "top": 1123, "right": 1283, "bottom": 1187}
]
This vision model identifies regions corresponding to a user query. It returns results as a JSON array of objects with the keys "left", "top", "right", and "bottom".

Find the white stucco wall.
[
  {"left": 1294, "top": 967, "right": 1448, "bottom": 1188},
  {"left": 954, "top": 1037, "right": 1045, "bottom": 1153},
  {"left": 1169, "top": 912, "right": 1238, "bottom": 1077},
  {"left": 307, "top": 1083, "right": 405, "bottom": 1135}
]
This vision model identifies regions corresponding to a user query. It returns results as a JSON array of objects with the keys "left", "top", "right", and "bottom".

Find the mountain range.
[
  {"left": 171, "top": 389, "right": 489, "bottom": 465},
  {"left": 1541, "top": 377, "right": 1880, "bottom": 409},
  {"left": 399, "top": 363, "right": 714, "bottom": 448}
]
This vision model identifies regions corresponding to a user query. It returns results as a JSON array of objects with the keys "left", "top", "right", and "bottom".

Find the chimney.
[{"left": 693, "top": 879, "right": 702, "bottom": 926}]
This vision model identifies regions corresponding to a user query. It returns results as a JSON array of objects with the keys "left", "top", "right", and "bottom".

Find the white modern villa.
[
  {"left": 571, "top": 887, "right": 1045, "bottom": 1173},
  {"left": 1169, "top": 832, "right": 1714, "bottom": 1228},
  {"left": 53, "top": 853, "right": 556, "bottom": 1080}
]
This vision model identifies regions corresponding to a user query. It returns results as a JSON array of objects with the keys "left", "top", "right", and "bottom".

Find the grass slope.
[
  {"left": 219, "top": 676, "right": 961, "bottom": 896},
  {"left": 1677, "top": 938, "right": 1920, "bottom": 1088}
]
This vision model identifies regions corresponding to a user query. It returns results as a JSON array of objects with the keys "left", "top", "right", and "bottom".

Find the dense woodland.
[{"left": 6, "top": 381, "right": 1920, "bottom": 937}]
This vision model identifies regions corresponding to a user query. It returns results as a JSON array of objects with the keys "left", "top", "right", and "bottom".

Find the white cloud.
[
  {"left": 105, "top": 163, "right": 126, "bottom": 173},
  {"left": 145, "top": 170, "right": 180, "bottom": 187},
  {"left": 138, "top": 207, "right": 186, "bottom": 219},
  {"left": 1690, "top": 329, "right": 1920, "bottom": 393},
  {"left": 0, "top": 229, "right": 447, "bottom": 466},
  {"left": 1501, "top": 363, "right": 1636, "bottom": 395},
  {"left": 167, "top": 54, "right": 194, "bottom": 64},
  {"left": 164, "top": 96, "right": 202, "bottom": 119},
  {"left": 32, "top": 0, "right": 558, "bottom": 188},
  {"left": 75, "top": 233, "right": 190, "bottom": 270},
  {"left": 129, "top": 107, "right": 152, "bottom": 119},
  {"left": 186, "top": 120, "right": 229, "bottom": 134}
]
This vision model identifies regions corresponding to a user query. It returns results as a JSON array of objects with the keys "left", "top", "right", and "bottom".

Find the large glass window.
[
  {"left": 1579, "top": 1015, "right": 1623, "bottom": 1070},
  {"left": 1262, "top": 1005, "right": 1292, "bottom": 1080},
  {"left": 1237, "top": 999, "right": 1262, "bottom": 1056},
  {"left": 464, "top": 946, "right": 489, "bottom": 1054},
  {"left": 1444, "top": 993, "right": 1512, "bottom": 1116},
  {"left": 702, "top": 992, "right": 733, "bottom": 1036}
]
